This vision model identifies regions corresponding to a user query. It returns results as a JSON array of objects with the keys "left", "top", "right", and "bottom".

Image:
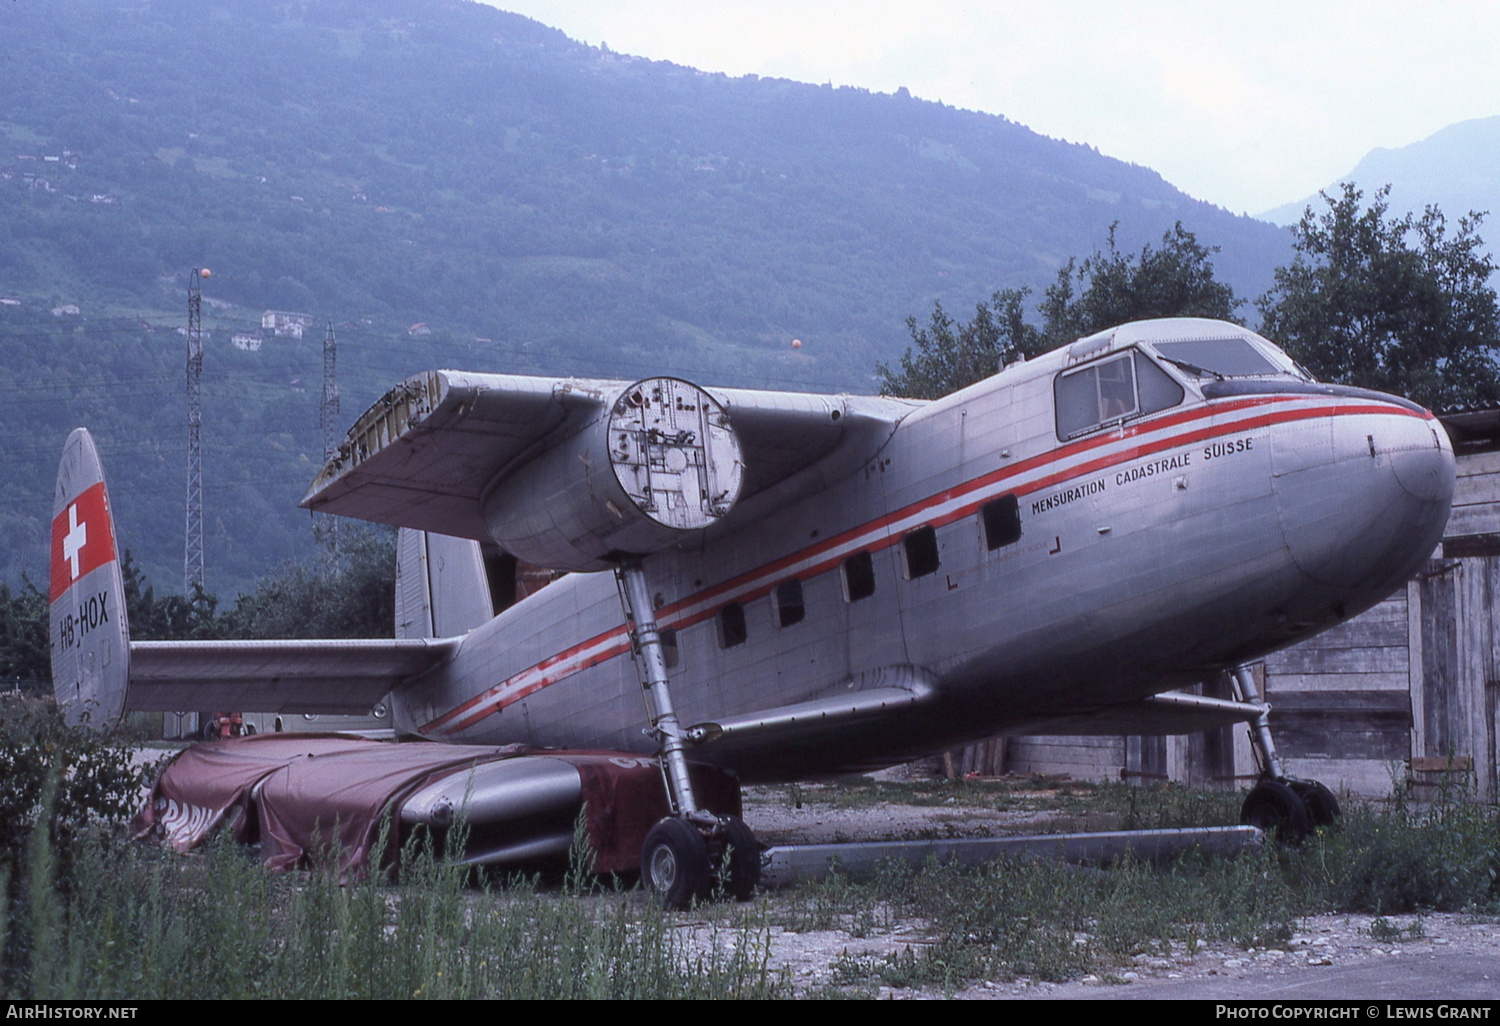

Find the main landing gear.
[
  {"left": 1230, "top": 666, "right": 1340, "bottom": 843},
  {"left": 617, "top": 558, "right": 764, "bottom": 908}
]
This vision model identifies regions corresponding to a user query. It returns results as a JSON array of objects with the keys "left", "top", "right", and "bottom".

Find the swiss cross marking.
[{"left": 63, "top": 503, "right": 88, "bottom": 582}]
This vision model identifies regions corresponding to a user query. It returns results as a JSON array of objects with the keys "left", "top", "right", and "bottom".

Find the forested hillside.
[{"left": 0, "top": 0, "right": 1291, "bottom": 595}]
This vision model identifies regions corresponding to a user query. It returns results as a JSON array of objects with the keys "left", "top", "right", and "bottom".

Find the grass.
[
  {"left": 750, "top": 777, "right": 1500, "bottom": 993},
  {"left": 5, "top": 765, "right": 1498, "bottom": 998},
  {"left": 5, "top": 828, "right": 788, "bottom": 1000},
  {"left": 779, "top": 842, "right": 1301, "bottom": 989}
]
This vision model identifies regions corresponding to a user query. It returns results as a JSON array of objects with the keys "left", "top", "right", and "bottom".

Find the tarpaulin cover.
[{"left": 133, "top": 734, "right": 740, "bottom": 876}]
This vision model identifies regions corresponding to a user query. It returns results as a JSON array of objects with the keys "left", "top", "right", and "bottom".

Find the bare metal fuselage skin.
[{"left": 390, "top": 322, "right": 1455, "bottom": 781}]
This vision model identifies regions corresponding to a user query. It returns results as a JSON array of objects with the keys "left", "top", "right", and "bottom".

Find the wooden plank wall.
[
  {"left": 1004, "top": 736, "right": 1125, "bottom": 782},
  {"left": 1446, "top": 450, "right": 1500, "bottom": 539},
  {"left": 1261, "top": 591, "right": 1413, "bottom": 796}
]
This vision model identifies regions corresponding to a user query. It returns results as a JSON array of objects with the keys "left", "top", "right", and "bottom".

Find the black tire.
[
  {"left": 1240, "top": 779, "right": 1311, "bottom": 844},
  {"left": 641, "top": 818, "right": 711, "bottom": 909},
  {"left": 715, "top": 816, "right": 762, "bottom": 902},
  {"left": 1288, "top": 779, "right": 1340, "bottom": 828}
]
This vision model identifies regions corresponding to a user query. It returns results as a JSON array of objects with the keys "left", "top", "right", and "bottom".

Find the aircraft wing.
[
  {"left": 301, "top": 370, "right": 918, "bottom": 544},
  {"left": 125, "top": 637, "right": 459, "bottom": 714}
]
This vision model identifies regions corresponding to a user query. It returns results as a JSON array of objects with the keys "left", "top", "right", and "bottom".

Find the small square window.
[
  {"left": 903, "top": 526, "right": 940, "bottom": 578},
  {"left": 718, "top": 602, "right": 747, "bottom": 648},
  {"left": 775, "top": 579, "right": 805, "bottom": 627},
  {"left": 982, "top": 494, "right": 1021, "bottom": 550},
  {"left": 843, "top": 551, "right": 876, "bottom": 602}
]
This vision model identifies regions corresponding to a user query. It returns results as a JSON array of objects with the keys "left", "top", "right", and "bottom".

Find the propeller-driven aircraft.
[{"left": 50, "top": 318, "right": 1455, "bottom": 905}]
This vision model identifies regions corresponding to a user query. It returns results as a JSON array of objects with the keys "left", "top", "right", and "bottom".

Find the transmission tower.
[
  {"left": 318, "top": 321, "right": 340, "bottom": 554},
  {"left": 183, "top": 268, "right": 207, "bottom": 596}
]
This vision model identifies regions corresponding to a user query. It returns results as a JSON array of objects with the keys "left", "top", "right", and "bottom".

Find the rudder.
[{"left": 49, "top": 429, "right": 130, "bottom": 728}]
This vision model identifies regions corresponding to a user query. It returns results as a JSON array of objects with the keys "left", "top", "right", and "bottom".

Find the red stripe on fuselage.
[{"left": 422, "top": 395, "right": 1429, "bottom": 735}]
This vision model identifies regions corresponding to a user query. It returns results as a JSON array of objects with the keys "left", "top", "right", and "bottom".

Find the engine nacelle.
[{"left": 482, "top": 377, "right": 744, "bottom": 571}]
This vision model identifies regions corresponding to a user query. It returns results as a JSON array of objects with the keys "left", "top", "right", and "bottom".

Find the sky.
[{"left": 485, "top": 1, "right": 1500, "bottom": 218}]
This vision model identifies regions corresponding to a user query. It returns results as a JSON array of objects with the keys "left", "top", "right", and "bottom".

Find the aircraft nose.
[{"left": 1272, "top": 398, "right": 1454, "bottom": 602}]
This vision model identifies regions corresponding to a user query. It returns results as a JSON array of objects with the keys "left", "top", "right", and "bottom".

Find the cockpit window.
[
  {"left": 1152, "top": 337, "right": 1280, "bottom": 379},
  {"left": 1055, "top": 350, "right": 1184, "bottom": 440}
]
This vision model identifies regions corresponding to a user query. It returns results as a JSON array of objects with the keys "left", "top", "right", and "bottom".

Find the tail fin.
[
  {"left": 394, "top": 528, "right": 494, "bottom": 639},
  {"left": 50, "top": 429, "right": 130, "bottom": 728}
]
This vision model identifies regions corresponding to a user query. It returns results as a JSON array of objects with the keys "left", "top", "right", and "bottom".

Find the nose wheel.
[{"left": 1230, "top": 666, "right": 1341, "bottom": 844}]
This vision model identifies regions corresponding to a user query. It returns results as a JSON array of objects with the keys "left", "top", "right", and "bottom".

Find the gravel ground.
[{"left": 685, "top": 908, "right": 1500, "bottom": 999}]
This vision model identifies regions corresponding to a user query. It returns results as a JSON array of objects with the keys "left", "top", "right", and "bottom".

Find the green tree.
[
  {"left": 877, "top": 288, "right": 1042, "bottom": 399},
  {"left": 218, "top": 526, "right": 396, "bottom": 640},
  {"left": 0, "top": 580, "right": 48, "bottom": 692},
  {"left": 1038, "top": 222, "right": 1241, "bottom": 350},
  {"left": 879, "top": 223, "right": 1240, "bottom": 398},
  {"left": 121, "top": 551, "right": 221, "bottom": 641},
  {"left": 1258, "top": 183, "right": 1500, "bottom": 411}
]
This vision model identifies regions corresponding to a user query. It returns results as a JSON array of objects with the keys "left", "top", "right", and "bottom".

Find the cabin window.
[
  {"left": 1054, "top": 350, "right": 1183, "bottom": 439},
  {"left": 903, "top": 526, "right": 940, "bottom": 578},
  {"left": 774, "top": 579, "right": 805, "bottom": 628},
  {"left": 718, "top": 602, "right": 747, "bottom": 648},
  {"left": 982, "top": 494, "right": 1022, "bottom": 550},
  {"left": 843, "top": 551, "right": 876, "bottom": 602},
  {"left": 659, "top": 627, "right": 680, "bottom": 668},
  {"left": 1056, "top": 353, "right": 1137, "bottom": 438}
]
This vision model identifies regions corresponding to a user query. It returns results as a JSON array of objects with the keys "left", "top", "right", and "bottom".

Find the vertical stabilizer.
[
  {"left": 50, "top": 429, "right": 130, "bottom": 728},
  {"left": 394, "top": 528, "right": 493, "bottom": 639}
]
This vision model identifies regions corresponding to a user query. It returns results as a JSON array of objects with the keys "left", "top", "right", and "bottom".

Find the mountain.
[
  {"left": 1259, "top": 116, "right": 1500, "bottom": 239},
  {"left": 0, "top": 0, "right": 1293, "bottom": 595}
]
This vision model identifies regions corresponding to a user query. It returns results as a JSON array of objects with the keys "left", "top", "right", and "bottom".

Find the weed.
[
  {"left": 1291, "top": 792, "right": 1500, "bottom": 914},
  {"left": 3, "top": 815, "right": 788, "bottom": 998}
]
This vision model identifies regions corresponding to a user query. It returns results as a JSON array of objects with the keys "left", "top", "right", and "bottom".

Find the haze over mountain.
[
  {"left": 0, "top": 0, "right": 1292, "bottom": 594},
  {"left": 1259, "top": 116, "right": 1500, "bottom": 247}
]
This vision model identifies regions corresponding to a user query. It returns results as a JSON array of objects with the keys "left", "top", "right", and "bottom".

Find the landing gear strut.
[
  {"left": 617, "top": 557, "right": 763, "bottom": 907},
  {"left": 1230, "top": 665, "right": 1340, "bottom": 843}
]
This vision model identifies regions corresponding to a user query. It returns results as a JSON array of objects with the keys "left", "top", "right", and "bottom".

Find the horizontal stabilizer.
[{"left": 127, "top": 637, "right": 458, "bottom": 714}]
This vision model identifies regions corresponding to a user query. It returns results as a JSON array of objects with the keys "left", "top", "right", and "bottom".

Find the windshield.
[{"left": 1152, "top": 337, "right": 1282, "bottom": 379}]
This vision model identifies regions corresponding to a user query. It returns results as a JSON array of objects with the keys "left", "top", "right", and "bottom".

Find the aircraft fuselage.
[{"left": 392, "top": 320, "right": 1454, "bottom": 780}]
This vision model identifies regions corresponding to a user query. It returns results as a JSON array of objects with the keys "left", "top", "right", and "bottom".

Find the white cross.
[{"left": 63, "top": 503, "right": 87, "bottom": 581}]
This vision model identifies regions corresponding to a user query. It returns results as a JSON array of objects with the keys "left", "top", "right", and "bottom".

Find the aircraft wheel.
[
  {"left": 715, "top": 816, "right": 762, "bottom": 902},
  {"left": 1240, "top": 779, "right": 1311, "bottom": 844},
  {"left": 641, "top": 817, "right": 710, "bottom": 910},
  {"left": 1289, "top": 779, "right": 1340, "bottom": 828}
]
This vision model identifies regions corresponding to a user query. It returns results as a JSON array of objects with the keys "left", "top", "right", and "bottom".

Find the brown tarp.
[{"left": 134, "top": 734, "right": 740, "bottom": 876}]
